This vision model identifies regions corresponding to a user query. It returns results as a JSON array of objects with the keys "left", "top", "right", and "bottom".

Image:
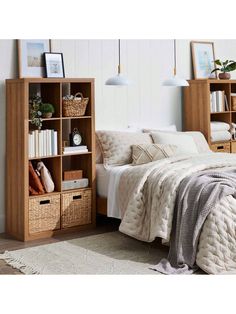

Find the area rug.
[{"left": 0, "top": 232, "right": 168, "bottom": 274}]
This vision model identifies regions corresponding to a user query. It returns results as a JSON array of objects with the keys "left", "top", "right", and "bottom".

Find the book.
[
  {"left": 225, "top": 95, "right": 229, "bottom": 111},
  {"left": 63, "top": 146, "right": 87, "bottom": 152},
  {"left": 53, "top": 131, "right": 58, "bottom": 155},
  {"left": 63, "top": 149, "right": 88, "bottom": 154}
]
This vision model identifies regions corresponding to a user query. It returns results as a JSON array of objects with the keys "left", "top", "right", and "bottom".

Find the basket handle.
[{"left": 74, "top": 92, "right": 83, "bottom": 100}]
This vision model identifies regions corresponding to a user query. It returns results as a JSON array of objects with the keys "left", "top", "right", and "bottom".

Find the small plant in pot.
[
  {"left": 40, "top": 103, "right": 55, "bottom": 118},
  {"left": 29, "top": 95, "right": 43, "bottom": 129},
  {"left": 211, "top": 59, "right": 236, "bottom": 79}
]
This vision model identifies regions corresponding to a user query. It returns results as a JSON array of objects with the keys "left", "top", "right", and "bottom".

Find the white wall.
[{"left": 1, "top": 39, "right": 236, "bottom": 232}]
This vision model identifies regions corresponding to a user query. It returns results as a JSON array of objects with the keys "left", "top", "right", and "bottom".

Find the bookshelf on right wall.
[{"left": 184, "top": 79, "right": 236, "bottom": 154}]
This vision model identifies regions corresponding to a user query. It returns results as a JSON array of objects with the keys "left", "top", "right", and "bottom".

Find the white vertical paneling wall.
[
  {"left": 51, "top": 39, "right": 187, "bottom": 130},
  {"left": 1, "top": 39, "right": 236, "bottom": 232}
]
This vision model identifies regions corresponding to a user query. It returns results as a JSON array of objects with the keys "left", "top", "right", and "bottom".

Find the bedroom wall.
[{"left": 1, "top": 39, "right": 236, "bottom": 232}]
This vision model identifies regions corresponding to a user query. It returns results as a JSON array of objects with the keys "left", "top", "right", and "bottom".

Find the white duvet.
[{"left": 118, "top": 153, "right": 236, "bottom": 274}]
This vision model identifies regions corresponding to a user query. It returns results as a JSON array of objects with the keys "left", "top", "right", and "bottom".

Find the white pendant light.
[
  {"left": 105, "top": 39, "right": 131, "bottom": 86},
  {"left": 163, "top": 39, "right": 189, "bottom": 87}
]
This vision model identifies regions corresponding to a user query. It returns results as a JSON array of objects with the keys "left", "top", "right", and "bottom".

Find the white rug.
[{"left": 0, "top": 232, "right": 168, "bottom": 274}]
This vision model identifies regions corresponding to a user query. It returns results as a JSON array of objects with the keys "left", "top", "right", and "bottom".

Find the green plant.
[
  {"left": 211, "top": 59, "right": 236, "bottom": 74},
  {"left": 40, "top": 103, "right": 55, "bottom": 114},
  {"left": 29, "top": 95, "right": 43, "bottom": 129}
]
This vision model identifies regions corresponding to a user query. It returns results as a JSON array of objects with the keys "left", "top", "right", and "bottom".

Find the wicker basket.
[
  {"left": 29, "top": 194, "right": 60, "bottom": 234},
  {"left": 232, "top": 96, "right": 236, "bottom": 111},
  {"left": 61, "top": 189, "right": 91, "bottom": 228},
  {"left": 63, "top": 92, "right": 89, "bottom": 117}
]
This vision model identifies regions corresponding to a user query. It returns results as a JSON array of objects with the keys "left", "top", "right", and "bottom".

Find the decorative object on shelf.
[
  {"left": 28, "top": 129, "right": 58, "bottom": 158},
  {"left": 40, "top": 103, "right": 55, "bottom": 118},
  {"left": 18, "top": 39, "right": 51, "bottom": 78},
  {"left": 230, "top": 123, "right": 236, "bottom": 140},
  {"left": 69, "top": 128, "right": 82, "bottom": 147},
  {"left": 29, "top": 95, "right": 43, "bottom": 129},
  {"left": 231, "top": 94, "right": 236, "bottom": 111},
  {"left": 36, "top": 161, "right": 55, "bottom": 193},
  {"left": 62, "top": 178, "right": 89, "bottom": 191},
  {"left": 105, "top": 39, "right": 131, "bottom": 86},
  {"left": 63, "top": 170, "right": 83, "bottom": 181},
  {"left": 163, "top": 39, "right": 189, "bottom": 87},
  {"left": 44, "top": 52, "right": 65, "bottom": 78},
  {"left": 29, "top": 162, "right": 45, "bottom": 196},
  {"left": 63, "top": 92, "right": 89, "bottom": 117},
  {"left": 211, "top": 59, "right": 236, "bottom": 80},
  {"left": 191, "top": 41, "right": 216, "bottom": 79},
  {"left": 63, "top": 145, "right": 88, "bottom": 155}
]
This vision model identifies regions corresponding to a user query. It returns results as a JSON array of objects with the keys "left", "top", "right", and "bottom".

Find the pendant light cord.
[
  {"left": 118, "top": 39, "right": 121, "bottom": 74},
  {"left": 174, "top": 39, "right": 177, "bottom": 76}
]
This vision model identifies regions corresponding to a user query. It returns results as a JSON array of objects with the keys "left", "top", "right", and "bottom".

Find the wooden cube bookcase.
[{"left": 6, "top": 78, "right": 96, "bottom": 241}]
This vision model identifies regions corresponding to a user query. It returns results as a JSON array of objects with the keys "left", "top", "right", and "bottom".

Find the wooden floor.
[{"left": 0, "top": 216, "right": 120, "bottom": 275}]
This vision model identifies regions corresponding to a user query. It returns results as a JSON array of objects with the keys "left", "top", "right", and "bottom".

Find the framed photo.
[
  {"left": 44, "top": 53, "right": 65, "bottom": 78},
  {"left": 18, "top": 39, "right": 51, "bottom": 78},
  {"left": 191, "top": 41, "right": 216, "bottom": 79}
]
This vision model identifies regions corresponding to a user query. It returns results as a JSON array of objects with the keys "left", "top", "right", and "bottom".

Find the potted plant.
[
  {"left": 211, "top": 59, "right": 236, "bottom": 79},
  {"left": 40, "top": 103, "right": 55, "bottom": 118},
  {"left": 29, "top": 95, "right": 43, "bottom": 129}
]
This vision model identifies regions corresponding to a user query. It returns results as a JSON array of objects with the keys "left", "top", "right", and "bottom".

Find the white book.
[
  {"left": 231, "top": 93, "right": 236, "bottom": 96},
  {"left": 31, "top": 133, "right": 35, "bottom": 158},
  {"left": 43, "top": 130, "right": 47, "bottom": 156},
  {"left": 63, "top": 146, "right": 87, "bottom": 152},
  {"left": 34, "top": 130, "right": 39, "bottom": 157},
  {"left": 38, "top": 131, "right": 43, "bottom": 157},
  {"left": 63, "top": 149, "right": 88, "bottom": 155},
  {"left": 28, "top": 133, "right": 31, "bottom": 158},
  {"left": 49, "top": 130, "right": 52, "bottom": 156},
  {"left": 210, "top": 93, "right": 213, "bottom": 112},
  {"left": 212, "top": 92, "right": 216, "bottom": 112},
  {"left": 53, "top": 131, "right": 58, "bottom": 155}
]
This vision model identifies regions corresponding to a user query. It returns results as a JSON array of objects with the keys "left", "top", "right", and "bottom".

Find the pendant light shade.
[
  {"left": 163, "top": 40, "right": 189, "bottom": 87},
  {"left": 105, "top": 40, "right": 131, "bottom": 86}
]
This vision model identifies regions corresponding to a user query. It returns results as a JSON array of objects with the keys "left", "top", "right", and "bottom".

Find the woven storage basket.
[
  {"left": 63, "top": 92, "right": 89, "bottom": 117},
  {"left": 61, "top": 189, "right": 92, "bottom": 228},
  {"left": 232, "top": 96, "right": 236, "bottom": 111},
  {"left": 29, "top": 194, "right": 60, "bottom": 234}
]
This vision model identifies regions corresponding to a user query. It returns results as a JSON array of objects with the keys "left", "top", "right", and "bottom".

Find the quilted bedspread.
[{"left": 118, "top": 153, "right": 236, "bottom": 274}]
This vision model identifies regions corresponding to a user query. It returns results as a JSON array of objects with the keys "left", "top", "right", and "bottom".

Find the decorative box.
[
  {"left": 63, "top": 170, "right": 83, "bottom": 180},
  {"left": 62, "top": 178, "right": 89, "bottom": 191}
]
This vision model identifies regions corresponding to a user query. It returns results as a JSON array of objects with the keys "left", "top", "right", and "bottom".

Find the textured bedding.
[{"left": 118, "top": 153, "right": 236, "bottom": 274}]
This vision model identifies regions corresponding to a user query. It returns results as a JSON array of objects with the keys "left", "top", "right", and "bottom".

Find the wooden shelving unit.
[
  {"left": 6, "top": 78, "right": 96, "bottom": 241},
  {"left": 184, "top": 79, "right": 236, "bottom": 153}
]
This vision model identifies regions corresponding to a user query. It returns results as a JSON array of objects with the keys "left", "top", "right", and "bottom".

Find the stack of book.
[
  {"left": 210, "top": 90, "right": 229, "bottom": 112},
  {"left": 28, "top": 129, "right": 58, "bottom": 158},
  {"left": 62, "top": 145, "right": 88, "bottom": 155}
]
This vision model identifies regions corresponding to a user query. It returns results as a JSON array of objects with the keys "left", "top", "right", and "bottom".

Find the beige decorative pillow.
[
  {"left": 132, "top": 144, "right": 177, "bottom": 165},
  {"left": 96, "top": 131, "right": 153, "bottom": 167}
]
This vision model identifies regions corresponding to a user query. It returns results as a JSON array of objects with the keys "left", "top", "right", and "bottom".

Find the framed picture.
[
  {"left": 191, "top": 41, "right": 216, "bottom": 79},
  {"left": 18, "top": 39, "right": 51, "bottom": 78},
  {"left": 44, "top": 53, "right": 65, "bottom": 78}
]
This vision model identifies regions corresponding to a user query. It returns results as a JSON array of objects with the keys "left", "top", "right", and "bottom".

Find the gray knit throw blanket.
[{"left": 152, "top": 170, "right": 236, "bottom": 274}]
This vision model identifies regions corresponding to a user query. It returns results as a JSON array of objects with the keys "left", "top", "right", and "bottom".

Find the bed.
[{"left": 95, "top": 128, "right": 236, "bottom": 274}]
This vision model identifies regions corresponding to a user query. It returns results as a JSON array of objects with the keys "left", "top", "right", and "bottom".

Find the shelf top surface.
[
  {"left": 187, "top": 79, "right": 236, "bottom": 84},
  {"left": 6, "top": 78, "right": 95, "bottom": 83}
]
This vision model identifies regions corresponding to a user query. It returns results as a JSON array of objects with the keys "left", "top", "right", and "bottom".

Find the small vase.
[
  {"left": 219, "top": 72, "right": 231, "bottom": 80},
  {"left": 42, "top": 112, "right": 53, "bottom": 118}
]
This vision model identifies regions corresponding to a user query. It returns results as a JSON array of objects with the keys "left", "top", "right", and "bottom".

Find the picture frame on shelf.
[
  {"left": 44, "top": 52, "right": 65, "bottom": 78},
  {"left": 18, "top": 39, "right": 51, "bottom": 78},
  {"left": 191, "top": 41, "right": 217, "bottom": 79}
]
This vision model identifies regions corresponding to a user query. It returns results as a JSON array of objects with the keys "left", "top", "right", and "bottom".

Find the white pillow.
[
  {"left": 185, "top": 131, "right": 211, "bottom": 153},
  {"left": 142, "top": 124, "right": 177, "bottom": 133},
  {"left": 151, "top": 131, "right": 199, "bottom": 154}
]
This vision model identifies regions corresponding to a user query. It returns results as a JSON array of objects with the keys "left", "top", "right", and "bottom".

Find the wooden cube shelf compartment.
[
  {"left": 6, "top": 78, "right": 96, "bottom": 241},
  {"left": 184, "top": 79, "right": 236, "bottom": 153}
]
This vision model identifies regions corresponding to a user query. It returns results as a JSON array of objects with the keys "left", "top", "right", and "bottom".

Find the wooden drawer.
[
  {"left": 231, "top": 142, "right": 236, "bottom": 153},
  {"left": 61, "top": 189, "right": 92, "bottom": 228},
  {"left": 29, "top": 194, "right": 60, "bottom": 234},
  {"left": 210, "top": 142, "right": 231, "bottom": 153}
]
